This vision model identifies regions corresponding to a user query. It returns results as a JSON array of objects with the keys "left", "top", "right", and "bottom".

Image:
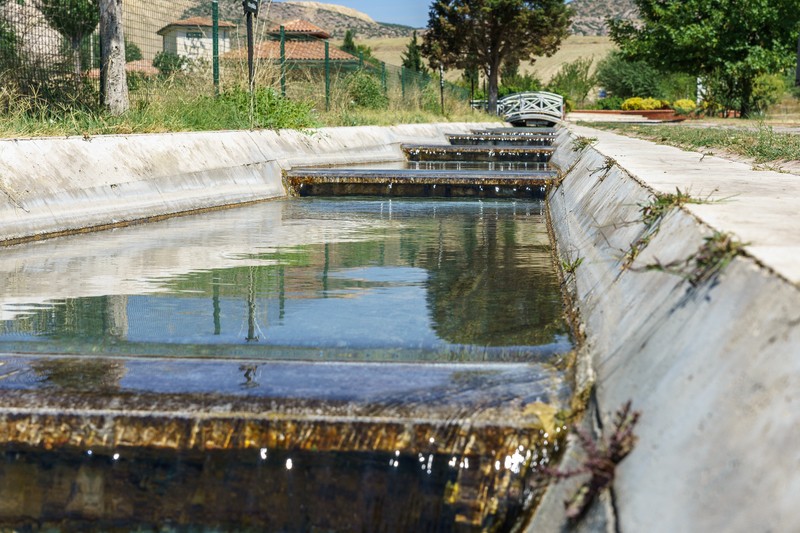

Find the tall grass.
[{"left": 0, "top": 64, "right": 491, "bottom": 138}]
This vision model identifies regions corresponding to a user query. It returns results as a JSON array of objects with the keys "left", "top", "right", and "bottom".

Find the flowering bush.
[
  {"left": 621, "top": 97, "right": 668, "bottom": 110},
  {"left": 672, "top": 99, "right": 697, "bottom": 115}
]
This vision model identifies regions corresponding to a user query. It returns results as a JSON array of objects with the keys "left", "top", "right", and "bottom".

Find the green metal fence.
[{"left": 0, "top": 0, "right": 469, "bottom": 114}]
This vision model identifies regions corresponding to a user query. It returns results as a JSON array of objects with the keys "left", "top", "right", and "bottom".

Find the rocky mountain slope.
[
  {"left": 182, "top": 1, "right": 417, "bottom": 39},
  {"left": 569, "top": 0, "right": 638, "bottom": 36}
]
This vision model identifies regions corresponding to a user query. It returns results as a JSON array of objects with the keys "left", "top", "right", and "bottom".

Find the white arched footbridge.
[{"left": 497, "top": 91, "right": 564, "bottom": 126}]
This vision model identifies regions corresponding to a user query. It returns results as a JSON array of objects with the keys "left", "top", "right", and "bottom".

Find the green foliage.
[
  {"left": 39, "top": 0, "right": 99, "bottom": 46},
  {"left": 671, "top": 99, "right": 697, "bottom": 115},
  {"left": 125, "top": 40, "right": 143, "bottom": 62},
  {"left": 0, "top": 18, "right": 18, "bottom": 70},
  {"left": 152, "top": 51, "right": 187, "bottom": 78},
  {"left": 217, "top": 86, "right": 318, "bottom": 130},
  {"left": 401, "top": 31, "right": 427, "bottom": 73},
  {"left": 39, "top": 0, "right": 99, "bottom": 77},
  {"left": 499, "top": 71, "right": 542, "bottom": 97},
  {"left": 421, "top": 0, "right": 571, "bottom": 112},
  {"left": 547, "top": 57, "right": 595, "bottom": 107},
  {"left": 621, "top": 97, "right": 667, "bottom": 110},
  {"left": 346, "top": 70, "right": 388, "bottom": 109},
  {"left": 595, "top": 51, "right": 661, "bottom": 99},
  {"left": 341, "top": 30, "right": 357, "bottom": 56},
  {"left": 596, "top": 96, "right": 623, "bottom": 110},
  {"left": 751, "top": 74, "right": 786, "bottom": 114},
  {"left": 609, "top": 0, "right": 800, "bottom": 117}
]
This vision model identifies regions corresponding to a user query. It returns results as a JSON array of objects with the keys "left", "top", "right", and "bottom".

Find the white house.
[{"left": 156, "top": 17, "right": 235, "bottom": 62}]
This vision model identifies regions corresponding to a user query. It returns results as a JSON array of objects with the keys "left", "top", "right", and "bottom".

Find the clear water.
[
  {"left": 0, "top": 198, "right": 570, "bottom": 362},
  {"left": 0, "top": 197, "right": 571, "bottom": 531}
]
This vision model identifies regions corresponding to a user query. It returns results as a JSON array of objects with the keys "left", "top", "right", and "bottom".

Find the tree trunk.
[
  {"left": 739, "top": 76, "right": 752, "bottom": 118},
  {"left": 99, "top": 0, "right": 129, "bottom": 115},
  {"left": 487, "top": 61, "right": 500, "bottom": 115},
  {"left": 71, "top": 37, "right": 82, "bottom": 81}
]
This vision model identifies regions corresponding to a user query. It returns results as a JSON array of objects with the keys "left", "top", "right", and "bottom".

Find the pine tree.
[
  {"left": 341, "top": 30, "right": 357, "bottom": 56},
  {"left": 401, "top": 31, "right": 426, "bottom": 74}
]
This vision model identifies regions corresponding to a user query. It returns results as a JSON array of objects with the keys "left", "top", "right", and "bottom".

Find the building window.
[{"left": 186, "top": 31, "right": 204, "bottom": 39}]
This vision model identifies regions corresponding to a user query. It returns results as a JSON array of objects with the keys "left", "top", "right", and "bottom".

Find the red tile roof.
[
  {"left": 226, "top": 40, "right": 357, "bottom": 62},
  {"left": 268, "top": 19, "right": 330, "bottom": 39},
  {"left": 158, "top": 17, "right": 236, "bottom": 35}
]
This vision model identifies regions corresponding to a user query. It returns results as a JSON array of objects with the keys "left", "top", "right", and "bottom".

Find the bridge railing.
[{"left": 497, "top": 91, "right": 564, "bottom": 123}]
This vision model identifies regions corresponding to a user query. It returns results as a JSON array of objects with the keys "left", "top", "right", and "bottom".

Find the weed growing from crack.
[
  {"left": 646, "top": 231, "right": 747, "bottom": 287},
  {"left": 562, "top": 256, "right": 584, "bottom": 275},
  {"left": 572, "top": 136, "right": 598, "bottom": 152},
  {"left": 538, "top": 401, "right": 640, "bottom": 523},
  {"left": 590, "top": 156, "right": 617, "bottom": 181},
  {"left": 623, "top": 188, "right": 711, "bottom": 270}
]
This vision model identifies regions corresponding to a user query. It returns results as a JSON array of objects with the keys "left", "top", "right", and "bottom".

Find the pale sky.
[{"left": 283, "top": 0, "right": 432, "bottom": 28}]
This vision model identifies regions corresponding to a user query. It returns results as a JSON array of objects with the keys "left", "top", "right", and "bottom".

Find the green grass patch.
[{"left": 589, "top": 122, "right": 800, "bottom": 164}]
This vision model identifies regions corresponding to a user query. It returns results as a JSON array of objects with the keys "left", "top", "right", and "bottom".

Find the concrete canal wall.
[
  {"left": 0, "top": 122, "right": 499, "bottom": 243},
  {"left": 537, "top": 128, "right": 800, "bottom": 532}
]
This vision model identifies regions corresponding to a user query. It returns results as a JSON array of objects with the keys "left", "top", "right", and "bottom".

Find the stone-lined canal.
[{"left": 0, "top": 128, "right": 573, "bottom": 531}]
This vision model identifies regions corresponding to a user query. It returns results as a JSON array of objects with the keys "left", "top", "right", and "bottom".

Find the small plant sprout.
[
  {"left": 686, "top": 231, "right": 747, "bottom": 287},
  {"left": 623, "top": 188, "right": 710, "bottom": 269},
  {"left": 645, "top": 231, "right": 747, "bottom": 287},
  {"left": 561, "top": 256, "right": 584, "bottom": 275},
  {"left": 572, "top": 136, "right": 598, "bottom": 152},
  {"left": 590, "top": 156, "right": 617, "bottom": 181},
  {"left": 538, "top": 401, "right": 640, "bottom": 523}
]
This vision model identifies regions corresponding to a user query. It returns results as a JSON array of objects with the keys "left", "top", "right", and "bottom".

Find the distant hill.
[
  {"left": 182, "top": 1, "right": 418, "bottom": 39},
  {"left": 569, "top": 0, "right": 638, "bottom": 36}
]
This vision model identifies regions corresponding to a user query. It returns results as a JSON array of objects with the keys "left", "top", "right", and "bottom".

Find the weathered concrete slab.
[
  {"left": 0, "top": 122, "right": 501, "bottom": 244},
  {"left": 538, "top": 127, "right": 800, "bottom": 532}
]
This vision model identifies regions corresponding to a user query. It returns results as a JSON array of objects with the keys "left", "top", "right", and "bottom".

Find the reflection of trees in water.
[
  {"left": 421, "top": 215, "right": 567, "bottom": 346},
  {"left": 31, "top": 358, "right": 127, "bottom": 392}
]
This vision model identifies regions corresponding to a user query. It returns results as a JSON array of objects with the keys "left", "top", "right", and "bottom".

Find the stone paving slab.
[{"left": 570, "top": 124, "right": 800, "bottom": 285}]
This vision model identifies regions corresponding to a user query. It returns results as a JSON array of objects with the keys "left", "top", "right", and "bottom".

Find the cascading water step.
[
  {"left": 403, "top": 144, "right": 555, "bottom": 162},
  {"left": 446, "top": 133, "right": 554, "bottom": 146}
]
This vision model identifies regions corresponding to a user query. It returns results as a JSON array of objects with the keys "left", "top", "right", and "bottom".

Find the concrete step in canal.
[{"left": 286, "top": 128, "right": 559, "bottom": 198}]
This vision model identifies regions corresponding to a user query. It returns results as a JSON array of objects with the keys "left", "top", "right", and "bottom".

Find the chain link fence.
[{"left": 0, "top": 0, "right": 469, "bottom": 115}]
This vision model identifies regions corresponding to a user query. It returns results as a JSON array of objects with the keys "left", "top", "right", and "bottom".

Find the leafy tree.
[
  {"left": 547, "top": 57, "right": 595, "bottom": 107},
  {"left": 422, "top": 0, "right": 571, "bottom": 113},
  {"left": 39, "top": 0, "right": 100, "bottom": 79},
  {"left": 0, "top": 19, "right": 19, "bottom": 71},
  {"left": 401, "top": 30, "right": 427, "bottom": 73},
  {"left": 609, "top": 0, "right": 800, "bottom": 117},
  {"left": 595, "top": 51, "right": 661, "bottom": 100}
]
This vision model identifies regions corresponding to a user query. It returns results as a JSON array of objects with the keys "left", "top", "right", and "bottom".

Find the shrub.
[
  {"left": 219, "top": 86, "right": 318, "bottom": 130},
  {"left": 752, "top": 74, "right": 785, "bottom": 114},
  {"left": 621, "top": 97, "right": 667, "bottom": 110},
  {"left": 672, "top": 99, "right": 697, "bottom": 115},
  {"left": 153, "top": 51, "right": 187, "bottom": 78},
  {"left": 547, "top": 57, "right": 596, "bottom": 107},
  {"left": 596, "top": 52, "right": 661, "bottom": 99},
  {"left": 596, "top": 96, "right": 624, "bottom": 110},
  {"left": 346, "top": 70, "right": 388, "bottom": 109}
]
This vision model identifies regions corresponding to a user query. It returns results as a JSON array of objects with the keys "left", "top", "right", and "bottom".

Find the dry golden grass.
[
  {"left": 354, "top": 35, "right": 617, "bottom": 83},
  {"left": 523, "top": 35, "right": 616, "bottom": 82}
]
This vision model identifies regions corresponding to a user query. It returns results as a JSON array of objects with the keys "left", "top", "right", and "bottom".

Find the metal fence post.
[
  {"left": 280, "top": 26, "right": 286, "bottom": 97},
  {"left": 401, "top": 66, "right": 406, "bottom": 100},
  {"left": 212, "top": 0, "right": 219, "bottom": 97},
  {"left": 325, "top": 41, "right": 330, "bottom": 111},
  {"left": 381, "top": 62, "right": 387, "bottom": 94}
]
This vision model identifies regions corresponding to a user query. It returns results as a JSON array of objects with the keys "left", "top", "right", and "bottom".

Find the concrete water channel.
[{"left": 0, "top": 125, "right": 577, "bottom": 531}]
